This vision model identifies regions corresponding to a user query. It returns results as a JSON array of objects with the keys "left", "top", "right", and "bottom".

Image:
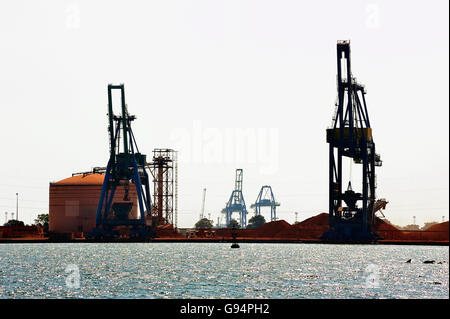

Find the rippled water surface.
[{"left": 0, "top": 243, "right": 448, "bottom": 298}]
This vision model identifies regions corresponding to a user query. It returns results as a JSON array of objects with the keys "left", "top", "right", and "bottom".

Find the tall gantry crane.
[
  {"left": 89, "top": 84, "right": 153, "bottom": 239},
  {"left": 251, "top": 185, "right": 280, "bottom": 222},
  {"left": 225, "top": 169, "right": 248, "bottom": 227},
  {"left": 322, "top": 41, "right": 382, "bottom": 241}
]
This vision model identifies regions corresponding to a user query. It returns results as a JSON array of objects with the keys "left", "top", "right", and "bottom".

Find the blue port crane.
[
  {"left": 322, "top": 41, "right": 382, "bottom": 241},
  {"left": 88, "top": 84, "right": 153, "bottom": 239},
  {"left": 225, "top": 169, "right": 248, "bottom": 227},
  {"left": 251, "top": 185, "right": 280, "bottom": 222}
]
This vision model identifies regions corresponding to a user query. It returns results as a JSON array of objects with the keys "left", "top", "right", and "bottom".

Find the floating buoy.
[{"left": 231, "top": 231, "right": 239, "bottom": 248}]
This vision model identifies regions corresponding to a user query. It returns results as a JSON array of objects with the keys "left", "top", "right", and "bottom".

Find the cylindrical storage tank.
[{"left": 49, "top": 174, "right": 138, "bottom": 234}]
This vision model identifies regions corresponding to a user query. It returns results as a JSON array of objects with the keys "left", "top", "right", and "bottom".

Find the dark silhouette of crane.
[
  {"left": 88, "top": 84, "right": 153, "bottom": 239},
  {"left": 322, "top": 41, "right": 382, "bottom": 241}
]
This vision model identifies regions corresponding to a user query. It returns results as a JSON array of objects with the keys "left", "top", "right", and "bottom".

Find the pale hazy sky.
[{"left": 0, "top": 0, "right": 448, "bottom": 228}]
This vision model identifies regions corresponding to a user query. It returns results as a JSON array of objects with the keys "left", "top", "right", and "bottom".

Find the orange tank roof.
[{"left": 53, "top": 173, "right": 105, "bottom": 185}]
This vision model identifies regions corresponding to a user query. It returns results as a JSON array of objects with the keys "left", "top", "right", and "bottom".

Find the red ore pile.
[
  {"left": 292, "top": 213, "right": 329, "bottom": 240},
  {"left": 254, "top": 220, "right": 299, "bottom": 239},
  {"left": 209, "top": 214, "right": 449, "bottom": 243},
  {"left": 155, "top": 224, "right": 184, "bottom": 238}
]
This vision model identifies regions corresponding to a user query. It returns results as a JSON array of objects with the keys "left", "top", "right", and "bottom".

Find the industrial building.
[{"left": 49, "top": 173, "right": 138, "bottom": 235}]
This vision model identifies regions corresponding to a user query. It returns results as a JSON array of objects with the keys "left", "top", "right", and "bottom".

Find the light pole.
[
  {"left": 4, "top": 212, "right": 7, "bottom": 224},
  {"left": 295, "top": 212, "right": 298, "bottom": 223}
]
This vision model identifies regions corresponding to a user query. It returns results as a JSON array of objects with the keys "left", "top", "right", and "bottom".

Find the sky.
[{"left": 0, "top": 0, "right": 448, "bottom": 228}]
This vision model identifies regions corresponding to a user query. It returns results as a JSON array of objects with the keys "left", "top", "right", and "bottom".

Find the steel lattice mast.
[{"left": 148, "top": 149, "right": 176, "bottom": 226}]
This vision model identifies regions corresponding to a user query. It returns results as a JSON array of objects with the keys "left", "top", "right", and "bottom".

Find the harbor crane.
[
  {"left": 88, "top": 84, "right": 153, "bottom": 239},
  {"left": 225, "top": 169, "right": 248, "bottom": 227},
  {"left": 322, "top": 41, "right": 382, "bottom": 241},
  {"left": 251, "top": 185, "right": 280, "bottom": 222}
]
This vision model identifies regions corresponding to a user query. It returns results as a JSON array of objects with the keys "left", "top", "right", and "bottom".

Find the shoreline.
[{"left": 0, "top": 237, "right": 448, "bottom": 246}]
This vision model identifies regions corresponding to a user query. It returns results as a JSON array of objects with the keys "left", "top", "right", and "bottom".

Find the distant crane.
[
  {"left": 225, "top": 169, "right": 248, "bottom": 227},
  {"left": 322, "top": 41, "right": 383, "bottom": 241},
  {"left": 251, "top": 185, "right": 280, "bottom": 222},
  {"left": 200, "top": 188, "right": 206, "bottom": 220},
  {"left": 16, "top": 193, "right": 18, "bottom": 222}
]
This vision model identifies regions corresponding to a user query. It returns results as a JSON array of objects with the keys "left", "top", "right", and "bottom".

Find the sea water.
[{"left": 0, "top": 243, "right": 448, "bottom": 299}]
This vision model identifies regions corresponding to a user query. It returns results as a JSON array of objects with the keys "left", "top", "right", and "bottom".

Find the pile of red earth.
[
  {"left": 0, "top": 225, "right": 44, "bottom": 238},
  {"left": 373, "top": 217, "right": 404, "bottom": 240},
  {"left": 215, "top": 220, "right": 299, "bottom": 239},
  {"left": 155, "top": 224, "right": 184, "bottom": 238},
  {"left": 399, "top": 221, "right": 449, "bottom": 242},
  {"left": 428, "top": 221, "right": 449, "bottom": 232},
  {"left": 214, "top": 227, "right": 254, "bottom": 238},
  {"left": 426, "top": 221, "right": 450, "bottom": 241},
  {"left": 293, "top": 213, "right": 329, "bottom": 239},
  {"left": 373, "top": 218, "right": 449, "bottom": 242},
  {"left": 294, "top": 214, "right": 449, "bottom": 242},
  {"left": 254, "top": 220, "right": 299, "bottom": 239},
  {"left": 211, "top": 214, "right": 449, "bottom": 242},
  {"left": 292, "top": 213, "right": 400, "bottom": 240}
]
